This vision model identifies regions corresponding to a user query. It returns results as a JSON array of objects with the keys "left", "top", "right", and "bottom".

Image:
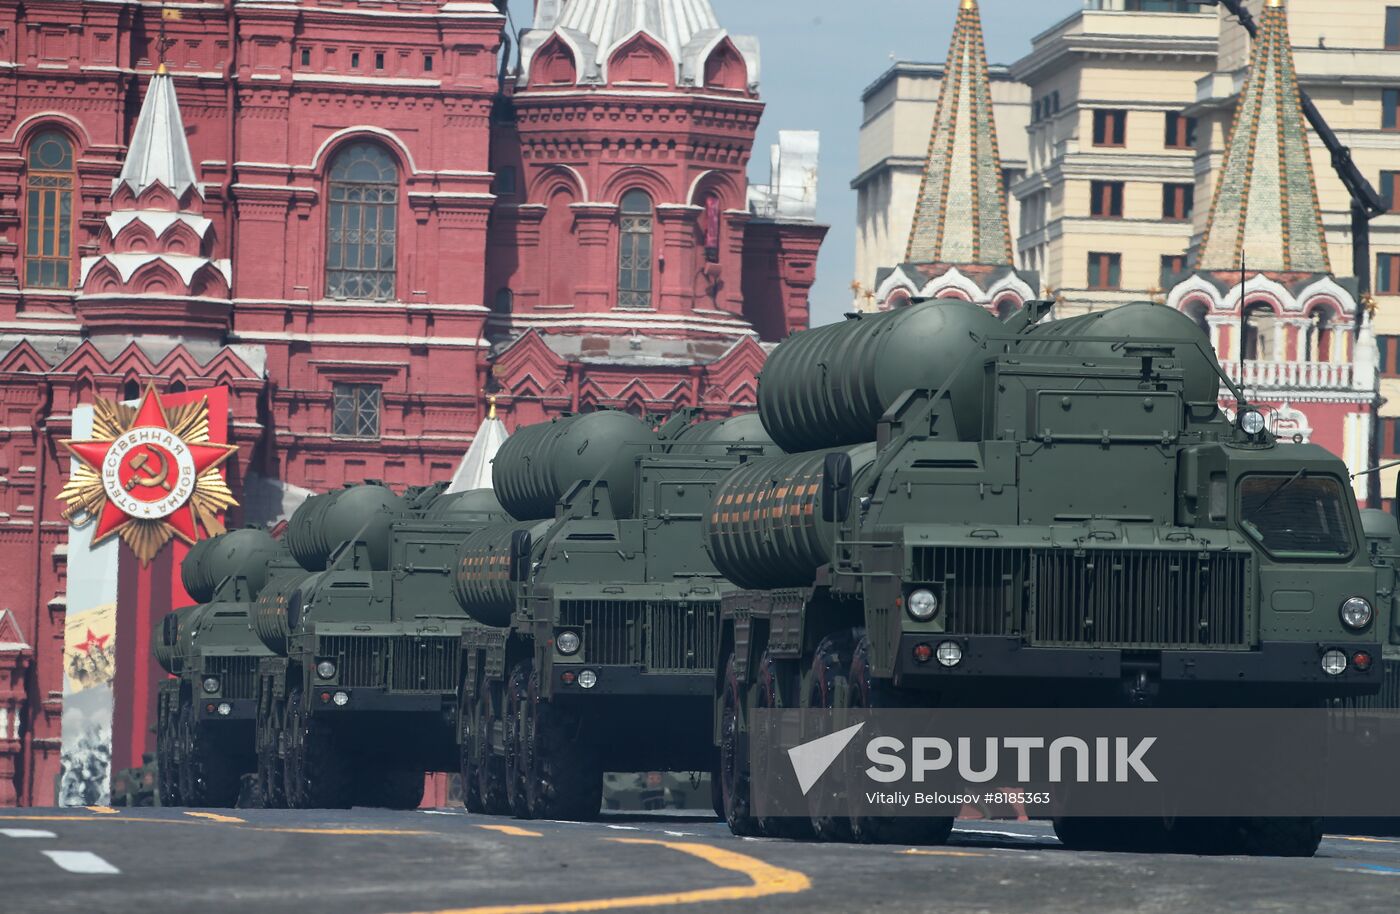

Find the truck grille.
[
  {"left": 558, "top": 600, "right": 718, "bottom": 671},
  {"left": 204, "top": 656, "right": 259, "bottom": 699},
  {"left": 911, "top": 546, "right": 1251, "bottom": 650},
  {"left": 317, "top": 635, "right": 460, "bottom": 692},
  {"left": 389, "top": 636, "right": 460, "bottom": 692}
]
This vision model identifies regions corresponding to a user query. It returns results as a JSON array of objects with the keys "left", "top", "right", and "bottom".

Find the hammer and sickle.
[{"left": 125, "top": 447, "right": 173, "bottom": 492}]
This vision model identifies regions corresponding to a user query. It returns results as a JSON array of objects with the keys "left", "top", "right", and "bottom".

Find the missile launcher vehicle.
[
  {"left": 252, "top": 483, "right": 507, "bottom": 809},
  {"left": 454, "top": 410, "right": 773, "bottom": 820},
  {"left": 709, "top": 299, "right": 1392, "bottom": 856},
  {"left": 154, "top": 528, "right": 281, "bottom": 807}
]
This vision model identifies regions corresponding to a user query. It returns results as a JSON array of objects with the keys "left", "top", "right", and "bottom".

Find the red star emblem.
[
  {"left": 63, "top": 386, "right": 236, "bottom": 546},
  {"left": 74, "top": 628, "right": 110, "bottom": 656}
]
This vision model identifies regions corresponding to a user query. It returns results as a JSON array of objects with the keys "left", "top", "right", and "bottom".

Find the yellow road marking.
[
  {"left": 404, "top": 837, "right": 810, "bottom": 914},
  {"left": 85, "top": 806, "right": 119, "bottom": 815},
  {"left": 1334, "top": 835, "right": 1400, "bottom": 845},
  {"left": 901, "top": 848, "right": 988, "bottom": 858},
  {"left": 0, "top": 815, "right": 429, "bottom": 837},
  {"left": 184, "top": 812, "right": 245, "bottom": 823},
  {"left": 475, "top": 824, "right": 543, "bottom": 838}
]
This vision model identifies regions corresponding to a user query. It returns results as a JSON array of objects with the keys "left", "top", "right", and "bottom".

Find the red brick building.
[{"left": 0, "top": 0, "right": 826, "bottom": 805}]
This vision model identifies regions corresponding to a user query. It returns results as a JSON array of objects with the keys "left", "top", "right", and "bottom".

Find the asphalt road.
[{"left": 2, "top": 807, "right": 1398, "bottom": 914}]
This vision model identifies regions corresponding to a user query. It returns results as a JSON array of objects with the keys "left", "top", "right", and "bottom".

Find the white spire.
[
  {"left": 115, "top": 69, "right": 201, "bottom": 200},
  {"left": 447, "top": 402, "right": 509, "bottom": 493}
]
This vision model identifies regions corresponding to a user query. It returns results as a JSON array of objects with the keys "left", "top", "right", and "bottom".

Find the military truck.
[
  {"left": 110, "top": 753, "right": 158, "bottom": 807},
  {"left": 455, "top": 411, "right": 773, "bottom": 820},
  {"left": 252, "top": 483, "right": 506, "bottom": 808},
  {"left": 708, "top": 299, "right": 1389, "bottom": 856},
  {"left": 154, "top": 528, "right": 281, "bottom": 807}
]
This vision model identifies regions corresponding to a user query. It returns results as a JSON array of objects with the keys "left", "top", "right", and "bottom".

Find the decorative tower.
[
  {"left": 485, "top": 0, "right": 826, "bottom": 424},
  {"left": 870, "top": 0, "right": 1035, "bottom": 315},
  {"left": 75, "top": 68, "right": 232, "bottom": 336},
  {"left": 1166, "top": 0, "right": 1374, "bottom": 487}
]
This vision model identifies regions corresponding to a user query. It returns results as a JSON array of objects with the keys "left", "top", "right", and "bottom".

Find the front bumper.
[
  {"left": 548, "top": 666, "right": 712, "bottom": 697},
  {"left": 196, "top": 697, "right": 256, "bottom": 721},
  {"left": 894, "top": 635, "right": 1385, "bottom": 696},
  {"left": 306, "top": 689, "right": 454, "bottom": 714}
]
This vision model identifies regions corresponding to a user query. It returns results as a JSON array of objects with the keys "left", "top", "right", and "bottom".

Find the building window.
[
  {"left": 1165, "top": 111, "right": 1197, "bottom": 149},
  {"left": 25, "top": 131, "right": 75, "bottom": 289},
  {"left": 1160, "top": 254, "right": 1187, "bottom": 287},
  {"left": 1382, "top": 171, "right": 1400, "bottom": 212},
  {"left": 492, "top": 288, "right": 513, "bottom": 314},
  {"left": 1387, "top": 8, "right": 1400, "bottom": 50},
  {"left": 1241, "top": 303, "right": 1275, "bottom": 360},
  {"left": 332, "top": 383, "right": 381, "bottom": 438},
  {"left": 351, "top": 51, "right": 361, "bottom": 69},
  {"left": 617, "top": 189, "right": 654, "bottom": 309},
  {"left": 1385, "top": 89, "right": 1400, "bottom": 130},
  {"left": 1090, "top": 180, "right": 1124, "bottom": 218},
  {"left": 1087, "top": 252, "right": 1122, "bottom": 290},
  {"left": 326, "top": 143, "right": 398, "bottom": 301},
  {"left": 1162, "top": 183, "right": 1194, "bottom": 221},
  {"left": 300, "top": 47, "right": 311, "bottom": 66},
  {"left": 1379, "top": 253, "right": 1400, "bottom": 295},
  {"left": 374, "top": 52, "right": 385, "bottom": 70},
  {"left": 1382, "top": 337, "right": 1400, "bottom": 379},
  {"left": 423, "top": 54, "right": 434, "bottom": 72},
  {"left": 1092, "top": 109, "right": 1127, "bottom": 147}
]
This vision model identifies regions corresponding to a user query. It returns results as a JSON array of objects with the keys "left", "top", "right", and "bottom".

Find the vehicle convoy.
[
  {"left": 706, "top": 298, "right": 1390, "bottom": 856},
  {"left": 154, "top": 527, "right": 281, "bottom": 807},
  {"left": 252, "top": 483, "right": 507, "bottom": 808},
  {"left": 454, "top": 410, "right": 775, "bottom": 819}
]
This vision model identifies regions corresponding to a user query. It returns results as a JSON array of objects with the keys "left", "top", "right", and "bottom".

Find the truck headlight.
[
  {"left": 1340, "top": 597, "right": 1373, "bottom": 631},
  {"left": 556, "top": 631, "right": 580, "bottom": 655},
  {"left": 1321, "top": 649, "right": 1348, "bottom": 676},
  {"left": 202, "top": 676, "right": 220, "bottom": 694},
  {"left": 906, "top": 588, "right": 939, "bottom": 622},
  {"left": 316, "top": 660, "right": 337, "bottom": 680},
  {"left": 1238, "top": 408, "right": 1266, "bottom": 436}
]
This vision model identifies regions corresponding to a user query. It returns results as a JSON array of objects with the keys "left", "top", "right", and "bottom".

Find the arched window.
[
  {"left": 326, "top": 142, "right": 398, "bottom": 301},
  {"left": 1241, "top": 302, "right": 1275, "bottom": 361},
  {"left": 492, "top": 288, "right": 514, "bottom": 314},
  {"left": 1305, "top": 307, "right": 1333, "bottom": 362},
  {"left": 122, "top": 379, "right": 141, "bottom": 402},
  {"left": 25, "top": 131, "right": 75, "bottom": 288},
  {"left": 617, "top": 190, "right": 654, "bottom": 309}
]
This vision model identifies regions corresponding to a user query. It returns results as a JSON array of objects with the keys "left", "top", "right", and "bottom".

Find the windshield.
[{"left": 1237, "top": 474, "right": 1355, "bottom": 560}]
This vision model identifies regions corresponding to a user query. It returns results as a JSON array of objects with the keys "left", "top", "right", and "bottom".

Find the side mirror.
[
  {"left": 509, "top": 529, "right": 532, "bottom": 582},
  {"left": 821, "top": 452, "right": 853, "bottom": 524}
]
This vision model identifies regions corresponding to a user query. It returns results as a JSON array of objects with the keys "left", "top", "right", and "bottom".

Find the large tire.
[
  {"left": 177, "top": 698, "right": 240, "bottom": 808},
  {"left": 459, "top": 690, "right": 485, "bottom": 814},
  {"left": 506, "top": 659, "right": 602, "bottom": 820},
  {"left": 753, "top": 650, "right": 814, "bottom": 839},
  {"left": 474, "top": 684, "right": 511, "bottom": 815},
  {"left": 1233, "top": 817, "right": 1324, "bottom": 857},
  {"left": 848, "top": 633, "right": 953, "bottom": 846},
  {"left": 156, "top": 698, "right": 182, "bottom": 807},
  {"left": 718, "top": 654, "right": 760, "bottom": 836},
  {"left": 282, "top": 687, "right": 353, "bottom": 809},
  {"left": 256, "top": 693, "right": 287, "bottom": 809},
  {"left": 804, "top": 630, "right": 856, "bottom": 842}
]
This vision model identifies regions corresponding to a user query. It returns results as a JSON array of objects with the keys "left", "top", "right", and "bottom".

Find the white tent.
[{"left": 448, "top": 400, "right": 508, "bottom": 493}]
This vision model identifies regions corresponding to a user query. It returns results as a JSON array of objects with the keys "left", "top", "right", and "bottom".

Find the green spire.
[
  {"left": 904, "top": 0, "right": 1012, "bottom": 267},
  {"left": 1198, "top": 0, "right": 1329, "bottom": 273}
]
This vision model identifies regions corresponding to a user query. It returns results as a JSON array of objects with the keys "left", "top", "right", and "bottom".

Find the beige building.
[
  {"left": 1011, "top": 4, "right": 1219, "bottom": 314},
  {"left": 852, "top": 61, "right": 1030, "bottom": 304}
]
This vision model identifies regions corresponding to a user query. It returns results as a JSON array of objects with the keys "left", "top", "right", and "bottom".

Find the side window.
[
  {"left": 25, "top": 131, "right": 75, "bottom": 289},
  {"left": 326, "top": 143, "right": 398, "bottom": 301}
]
